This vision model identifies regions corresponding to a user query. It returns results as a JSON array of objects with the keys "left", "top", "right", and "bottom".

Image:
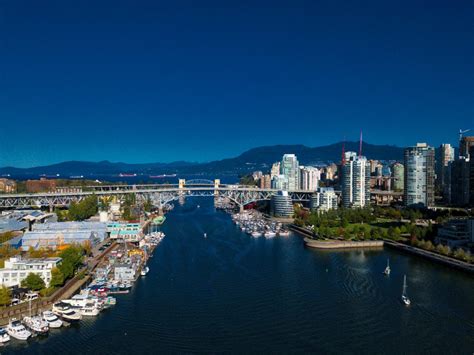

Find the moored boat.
[
  {"left": 6, "top": 319, "right": 31, "bottom": 341},
  {"left": 23, "top": 316, "right": 49, "bottom": 335},
  {"left": 42, "top": 311, "right": 63, "bottom": 328},
  {"left": 0, "top": 328, "right": 10, "bottom": 343}
]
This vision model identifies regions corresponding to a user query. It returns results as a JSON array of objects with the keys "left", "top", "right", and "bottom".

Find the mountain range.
[{"left": 0, "top": 141, "right": 404, "bottom": 177}]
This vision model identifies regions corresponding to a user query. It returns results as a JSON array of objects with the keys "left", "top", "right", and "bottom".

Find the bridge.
[{"left": 0, "top": 179, "right": 314, "bottom": 211}]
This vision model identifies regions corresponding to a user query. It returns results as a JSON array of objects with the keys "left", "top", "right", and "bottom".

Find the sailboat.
[
  {"left": 203, "top": 233, "right": 207, "bottom": 238},
  {"left": 401, "top": 274, "right": 411, "bottom": 306},
  {"left": 383, "top": 259, "right": 391, "bottom": 276}
]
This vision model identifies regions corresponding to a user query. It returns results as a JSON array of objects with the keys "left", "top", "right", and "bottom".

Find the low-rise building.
[
  {"left": 436, "top": 219, "right": 474, "bottom": 248},
  {"left": 270, "top": 191, "right": 294, "bottom": 217},
  {"left": 0, "top": 257, "right": 62, "bottom": 288},
  {"left": 26, "top": 178, "right": 57, "bottom": 193},
  {"left": 22, "top": 221, "right": 107, "bottom": 250},
  {"left": 107, "top": 222, "right": 142, "bottom": 242},
  {"left": 310, "top": 187, "right": 338, "bottom": 212}
]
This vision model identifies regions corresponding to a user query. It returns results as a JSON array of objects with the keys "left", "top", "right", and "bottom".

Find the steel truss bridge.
[{"left": 0, "top": 179, "right": 314, "bottom": 210}]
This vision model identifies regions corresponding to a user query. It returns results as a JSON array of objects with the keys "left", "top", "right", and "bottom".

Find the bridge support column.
[
  {"left": 239, "top": 204, "right": 244, "bottom": 213},
  {"left": 214, "top": 179, "right": 220, "bottom": 196}
]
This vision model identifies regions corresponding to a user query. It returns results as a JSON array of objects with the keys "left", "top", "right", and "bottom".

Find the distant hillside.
[{"left": 0, "top": 141, "right": 404, "bottom": 177}]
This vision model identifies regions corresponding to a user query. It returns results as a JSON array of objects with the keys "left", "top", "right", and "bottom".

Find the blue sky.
[{"left": 1, "top": 0, "right": 473, "bottom": 167}]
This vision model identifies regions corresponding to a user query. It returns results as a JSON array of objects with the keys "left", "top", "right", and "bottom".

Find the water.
[{"left": 8, "top": 197, "right": 474, "bottom": 353}]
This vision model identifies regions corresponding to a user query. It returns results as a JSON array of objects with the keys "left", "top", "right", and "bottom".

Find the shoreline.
[{"left": 290, "top": 224, "right": 474, "bottom": 275}]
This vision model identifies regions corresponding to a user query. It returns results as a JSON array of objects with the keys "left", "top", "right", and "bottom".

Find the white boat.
[
  {"left": 251, "top": 231, "right": 262, "bottom": 237},
  {"left": 80, "top": 302, "right": 101, "bottom": 317},
  {"left": 6, "top": 319, "right": 31, "bottom": 341},
  {"left": 0, "top": 328, "right": 10, "bottom": 343},
  {"left": 264, "top": 231, "right": 276, "bottom": 238},
  {"left": 52, "top": 302, "right": 82, "bottom": 322},
  {"left": 141, "top": 266, "right": 150, "bottom": 276},
  {"left": 383, "top": 259, "right": 391, "bottom": 276},
  {"left": 401, "top": 275, "right": 411, "bottom": 306},
  {"left": 42, "top": 311, "right": 63, "bottom": 328},
  {"left": 23, "top": 315, "right": 49, "bottom": 334},
  {"left": 203, "top": 233, "right": 207, "bottom": 238},
  {"left": 278, "top": 230, "right": 290, "bottom": 236}
]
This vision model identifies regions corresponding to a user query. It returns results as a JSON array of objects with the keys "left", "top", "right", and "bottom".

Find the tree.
[
  {"left": 58, "top": 245, "right": 84, "bottom": 279},
  {"left": 50, "top": 267, "right": 65, "bottom": 288},
  {"left": 68, "top": 195, "right": 98, "bottom": 221},
  {"left": 0, "top": 286, "right": 11, "bottom": 307},
  {"left": 21, "top": 273, "right": 45, "bottom": 291}
]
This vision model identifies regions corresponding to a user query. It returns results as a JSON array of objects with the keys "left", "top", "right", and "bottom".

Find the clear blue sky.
[{"left": 1, "top": 0, "right": 473, "bottom": 167}]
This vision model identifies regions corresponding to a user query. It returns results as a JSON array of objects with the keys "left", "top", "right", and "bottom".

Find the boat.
[
  {"left": 203, "top": 233, "right": 207, "bottom": 238},
  {"left": 23, "top": 316, "right": 49, "bottom": 334},
  {"left": 278, "top": 229, "right": 290, "bottom": 236},
  {"left": 42, "top": 311, "right": 63, "bottom": 328},
  {"left": 6, "top": 319, "right": 31, "bottom": 341},
  {"left": 80, "top": 302, "right": 101, "bottom": 317},
  {"left": 0, "top": 328, "right": 10, "bottom": 343},
  {"left": 264, "top": 231, "right": 276, "bottom": 238},
  {"left": 119, "top": 173, "right": 137, "bottom": 177},
  {"left": 383, "top": 259, "right": 391, "bottom": 276},
  {"left": 251, "top": 231, "right": 262, "bottom": 237},
  {"left": 149, "top": 174, "right": 177, "bottom": 178},
  {"left": 401, "top": 275, "right": 411, "bottom": 306},
  {"left": 52, "top": 302, "right": 82, "bottom": 322},
  {"left": 141, "top": 266, "right": 150, "bottom": 276}
]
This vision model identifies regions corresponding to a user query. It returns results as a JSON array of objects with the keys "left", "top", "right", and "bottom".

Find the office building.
[
  {"left": 450, "top": 158, "right": 470, "bottom": 206},
  {"left": 404, "top": 143, "right": 435, "bottom": 207},
  {"left": 342, "top": 152, "right": 371, "bottom": 208},
  {"left": 270, "top": 191, "right": 294, "bottom": 217}
]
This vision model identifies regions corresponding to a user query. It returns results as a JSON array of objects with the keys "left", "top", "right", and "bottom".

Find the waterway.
[{"left": 8, "top": 197, "right": 474, "bottom": 353}]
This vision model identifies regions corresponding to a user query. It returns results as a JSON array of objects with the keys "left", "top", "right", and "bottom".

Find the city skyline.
[{"left": 1, "top": 1, "right": 473, "bottom": 167}]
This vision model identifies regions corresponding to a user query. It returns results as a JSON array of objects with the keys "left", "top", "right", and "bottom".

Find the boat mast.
[{"left": 403, "top": 275, "right": 407, "bottom": 296}]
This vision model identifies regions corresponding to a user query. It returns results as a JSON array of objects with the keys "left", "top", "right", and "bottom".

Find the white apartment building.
[{"left": 0, "top": 257, "right": 62, "bottom": 288}]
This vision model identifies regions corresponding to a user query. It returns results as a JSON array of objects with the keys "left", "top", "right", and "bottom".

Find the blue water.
[{"left": 7, "top": 197, "right": 474, "bottom": 353}]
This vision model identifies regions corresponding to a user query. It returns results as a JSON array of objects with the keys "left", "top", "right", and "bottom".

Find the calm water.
[{"left": 8, "top": 197, "right": 474, "bottom": 354}]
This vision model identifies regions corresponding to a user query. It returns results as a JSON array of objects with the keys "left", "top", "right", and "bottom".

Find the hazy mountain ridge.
[{"left": 0, "top": 141, "right": 404, "bottom": 176}]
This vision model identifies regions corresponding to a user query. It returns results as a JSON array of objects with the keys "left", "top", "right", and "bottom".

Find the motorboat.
[
  {"left": 278, "top": 230, "right": 290, "bottom": 236},
  {"left": 6, "top": 319, "right": 31, "bottom": 340},
  {"left": 141, "top": 266, "right": 150, "bottom": 276},
  {"left": 0, "top": 328, "right": 10, "bottom": 343},
  {"left": 42, "top": 311, "right": 63, "bottom": 328},
  {"left": 98, "top": 296, "right": 116, "bottom": 309},
  {"left": 52, "top": 302, "right": 82, "bottom": 322},
  {"left": 251, "top": 231, "right": 262, "bottom": 237},
  {"left": 401, "top": 275, "right": 411, "bottom": 306},
  {"left": 80, "top": 302, "right": 101, "bottom": 317},
  {"left": 264, "top": 231, "right": 276, "bottom": 238},
  {"left": 383, "top": 259, "right": 391, "bottom": 276},
  {"left": 23, "top": 315, "right": 49, "bottom": 334}
]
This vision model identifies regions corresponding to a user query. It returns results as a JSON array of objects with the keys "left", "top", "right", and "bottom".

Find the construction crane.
[{"left": 459, "top": 128, "right": 471, "bottom": 142}]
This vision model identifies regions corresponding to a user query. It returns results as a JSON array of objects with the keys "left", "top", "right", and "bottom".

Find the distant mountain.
[
  {"left": 182, "top": 141, "right": 404, "bottom": 174},
  {"left": 0, "top": 141, "right": 404, "bottom": 177}
]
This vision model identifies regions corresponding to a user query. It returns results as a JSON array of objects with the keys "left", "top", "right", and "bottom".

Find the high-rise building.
[
  {"left": 404, "top": 143, "right": 435, "bottom": 207},
  {"left": 281, "top": 154, "right": 299, "bottom": 191},
  {"left": 460, "top": 136, "right": 474, "bottom": 159},
  {"left": 392, "top": 163, "right": 404, "bottom": 192},
  {"left": 450, "top": 158, "right": 470, "bottom": 206},
  {"left": 270, "top": 162, "right": 281, "bottom": 179},
  {"left": 436, "top": 144, "right": 455, "bottom": 198},
  {"left": 342, "top": 152, "right": 371, "bottom": 208},
  {"left": 299, "top": 166, "right": 320, "bottom": 191},
  {"left": 470, "top": 146, "right": 474, "bottom": 205}
]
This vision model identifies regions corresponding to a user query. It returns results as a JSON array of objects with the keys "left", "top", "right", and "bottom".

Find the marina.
[
  {"left": 232, "top": 210, "right": 290, "bottom": 238},
  {"left": 3, "top": 199, "right": 474, "bottom": 353}
]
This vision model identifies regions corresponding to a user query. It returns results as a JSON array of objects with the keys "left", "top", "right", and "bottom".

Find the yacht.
[
  {"left": 383, "top": 259, "right": 391, "bottom": 276},
  {"left": 42, "top": 311, "right": 63, "bottom": 328},
  {"left": 98, "top": 296, "right": 116, "bottom": 309},
  {"left": 52, "top": 302, "right": 82, "bottom": 322},
  {"left": 23, "top": 316, "right": 49, "bottom": 334},
  {"left": 251, "top": 231, "right": 262, "bottom": 237},
  {"left": 80, "top": 302, "right": 101, "bottom": 317},
  {"left": 278, "top": 229, "right": 290, "bottom": 237},
  {"left": 264, "top": 231, "right": 276, "bottom": 238},
  {"left": 203, "top": 233, "right": 207, "bottom": 238},
  {"left": 401, "top": 275, "right": 411, "bottom": 306},
  {"left": 6, "top": 319, "right": 31, "bottom": 341},
  {"left": 0, "top": 328, "right": 10, "bottom": 343}
]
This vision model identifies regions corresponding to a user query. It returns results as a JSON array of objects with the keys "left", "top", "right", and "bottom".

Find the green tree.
[
  {"left": 21, "top": 273, "right": 45, "bottom": 291},
  {"left": 0, "top": 286, "right": 11, "bottom": 307},
  {"left": 68, "top": 195, "right": 98, "bottom": 221},
  {"left": 50, "top": 267, "right": 65, "bottom": 287},
  {"left": 58, "top": 245, "right": 84, "bottom": 279}
]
